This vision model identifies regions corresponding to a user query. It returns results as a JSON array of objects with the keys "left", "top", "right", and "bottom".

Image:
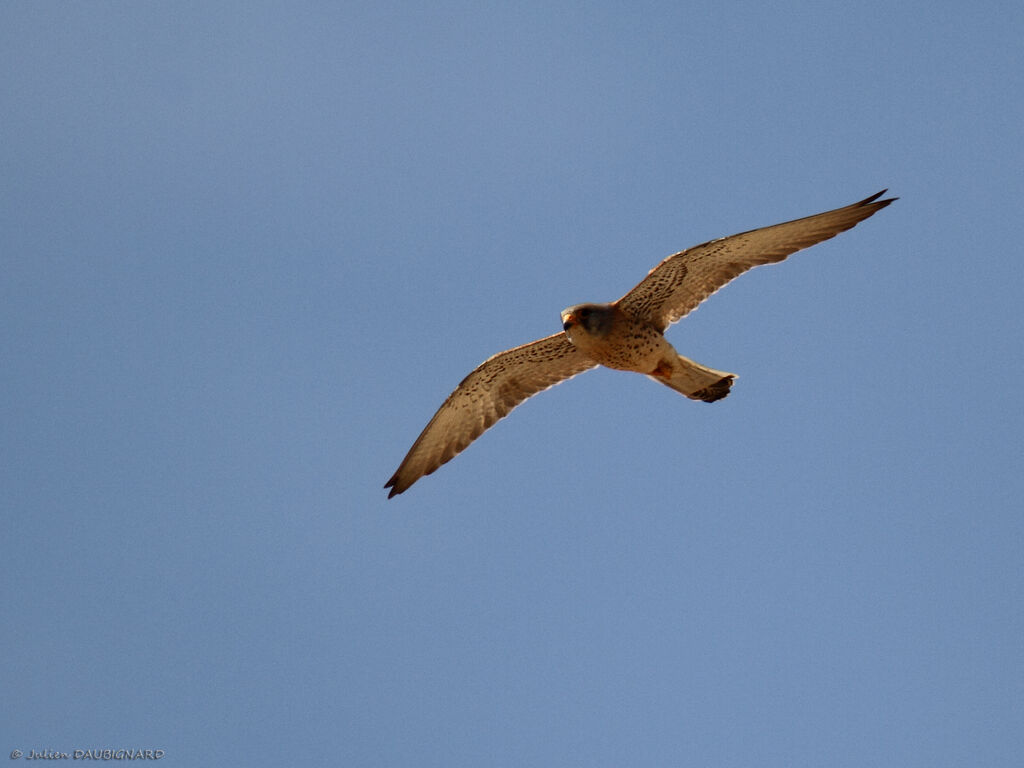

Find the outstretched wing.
[
  {"left": 616, "top": 190, "right": 896, "bottom": 331},
  {"left": 385, "top": 332, "right": 597, "bottom": 497}
]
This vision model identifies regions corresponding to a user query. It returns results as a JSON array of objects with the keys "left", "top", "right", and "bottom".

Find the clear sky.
[{"left": 3, "top": 1, "right": 1022, "bottom": 766}]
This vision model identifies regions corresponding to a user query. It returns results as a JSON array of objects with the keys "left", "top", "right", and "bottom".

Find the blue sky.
[{"left": 2, "top": 1, "right": 1022, "bottom": 765}]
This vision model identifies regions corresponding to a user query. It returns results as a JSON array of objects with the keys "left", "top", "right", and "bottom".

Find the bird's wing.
[
  {"left": 385, "top": 332, "right": 597, "bottom": 497},
  {"left": 615, "top": 190, "right": 896, "bottom": 331}
]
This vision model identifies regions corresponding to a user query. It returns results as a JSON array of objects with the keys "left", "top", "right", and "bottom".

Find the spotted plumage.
[{"left": 385, "top": 190, "right": 895, "bottom": 497}]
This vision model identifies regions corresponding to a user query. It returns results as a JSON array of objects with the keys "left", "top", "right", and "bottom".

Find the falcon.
[{"left": 385, "top": 190, "right": 895, "bottom": 497}]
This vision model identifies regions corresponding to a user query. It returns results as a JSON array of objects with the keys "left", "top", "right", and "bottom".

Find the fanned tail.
[{"left": 647, "top": 355, "right": 736, "bottom": 403}]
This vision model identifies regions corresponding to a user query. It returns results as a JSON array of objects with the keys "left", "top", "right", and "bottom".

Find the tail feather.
[{"left": 648, "top": 354, "right": 736, "bottom": 403}]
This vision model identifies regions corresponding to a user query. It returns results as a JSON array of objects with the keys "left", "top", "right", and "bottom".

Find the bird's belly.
[{"left": 568, "top": 324, "right": 671, "bottom": 373}]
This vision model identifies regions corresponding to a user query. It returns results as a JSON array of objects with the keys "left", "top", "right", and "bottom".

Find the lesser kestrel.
[{"left": 385, "top": 190, "right": 895, "bottom": 497}]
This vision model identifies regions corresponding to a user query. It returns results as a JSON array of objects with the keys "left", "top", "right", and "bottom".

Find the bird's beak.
[{"left": 561, "top": 310, "right": 576, "bottom": 332}]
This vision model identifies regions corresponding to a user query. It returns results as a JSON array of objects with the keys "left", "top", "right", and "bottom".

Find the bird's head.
[{"left": 561, "top": 303, "right": 614, "bottom": 339}]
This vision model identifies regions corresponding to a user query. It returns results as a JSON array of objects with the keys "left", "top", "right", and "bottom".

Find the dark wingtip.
[
  {"left": 861, "top": 189, "right": 898, "bottom": 207},
  {"left": 384, "top": 474, "right": 402, "bottom": 499}
]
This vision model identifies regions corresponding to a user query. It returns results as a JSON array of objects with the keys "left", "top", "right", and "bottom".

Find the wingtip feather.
[{"left": 860, "top": 189, "right": 898, "bottom": 207}]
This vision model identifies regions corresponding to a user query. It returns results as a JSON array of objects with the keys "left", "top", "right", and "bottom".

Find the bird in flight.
[{"left": 385, "top": 190, "right": 895, "bottom": 497}]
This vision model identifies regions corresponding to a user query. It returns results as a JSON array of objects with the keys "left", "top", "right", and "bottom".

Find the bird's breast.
[{"left": 566, "top": 310, "right": 670, "bottom": 372}]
